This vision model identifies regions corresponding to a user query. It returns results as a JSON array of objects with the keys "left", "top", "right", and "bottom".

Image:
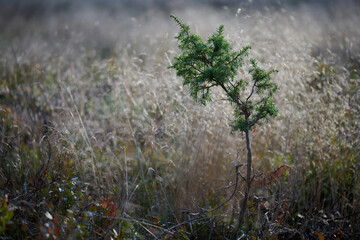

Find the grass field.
[{"left": 1, "top": 1, "right": 359, "bottom": 239}]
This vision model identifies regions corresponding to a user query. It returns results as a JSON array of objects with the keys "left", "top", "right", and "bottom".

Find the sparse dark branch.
[
  {"left": 216, "top": 182, "right": 236, "bottom": 191},
  {"left": 227, "top": 77, "right": 237, "bottom": 88},
  {"left": 219, "top": 82, "right": 245, "bottom": 107},
  {"left": 238, "top": 171, "right": 246, "bottom": 182},
  {"left": 190, "top": 65, "right": 205, "bottom": 74},
  {"left": 206, "top": 153, "right": 244, "bottom": 214},
  {"left": 246, "top": 82, "right": 257, "bottom": 102},
  {"left": 254, "top": 97, "right": 267, "bottom": 106},
  {"left": 326, "top": 211, "right": 360, "bottom": 222},
  {"left": 228, "top": 82, "right": 246, "bottom": 106},
  {"left": 249, "top": 116, "right": 261, "bottom": 128},
  {"left": 226, "top": 46, "right": 251, "bottom": 66},
  {"left": 168, "top": 215, "right": 207, "bottom": 231},
  {"left": 201, "top": 83, "right": 217, "bottom": 89},
  {"left": 249, "top": 102, "right": 269, "bottom": 128},
  {"left": 251, "top": 172, "right": 263, "bottom": 183},
  {"left": 221, "top": 98, "right": 242, "bottom": 107},
  {"left": 167, "top": 154, "right": 246, "bottom": 234},
  {"left": 206, "top": 168, "right": 240, "bottom": 213}
]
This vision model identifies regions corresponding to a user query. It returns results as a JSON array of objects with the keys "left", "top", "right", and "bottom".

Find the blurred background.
[{"left": 1, "top": 0, "right": 359, "bottom": 239}]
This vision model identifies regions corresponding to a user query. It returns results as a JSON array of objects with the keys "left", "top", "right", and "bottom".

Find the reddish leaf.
[
  {"left": 270, "top": 235, "right": 278, "bottom": 240},
  {"left": 314, "top": 231, "right": 325, "bottom": 240}
]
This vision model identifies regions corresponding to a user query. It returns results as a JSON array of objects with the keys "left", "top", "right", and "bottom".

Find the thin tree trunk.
[{"left": 231, "top": 124, "right": 252, "bottom": 240}]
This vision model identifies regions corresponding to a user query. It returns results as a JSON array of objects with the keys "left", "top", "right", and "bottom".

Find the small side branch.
[
  {"left": 246, "top": 82, "right": 257, "bottom": 102},
  {"left": 165, "top": 153, "right": 247, "bottom": 235},
  {"left": 201, "top": 83, "right": 217, "bottom": 89},
  {"left": 226, "top": 46, "right": 251, "bottom": 66}
]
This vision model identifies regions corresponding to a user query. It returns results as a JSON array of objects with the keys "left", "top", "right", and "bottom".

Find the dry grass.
[{"left": 1, "top": 1, "right": 359, "bottom": 239}]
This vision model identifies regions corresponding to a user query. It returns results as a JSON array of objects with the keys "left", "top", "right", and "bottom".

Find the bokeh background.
[{"left": 1, "top": 0, "right": 359, "bottom": 239}]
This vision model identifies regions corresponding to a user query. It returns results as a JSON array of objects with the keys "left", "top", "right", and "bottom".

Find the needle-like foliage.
[
  {"left": 170, "top": 15, "right": 279, "bottom": 238},
  {"left": 170, "top": 14, "right": 279, "bottom": 132}
]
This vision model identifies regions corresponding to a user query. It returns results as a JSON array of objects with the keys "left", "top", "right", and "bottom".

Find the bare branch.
[
  {"left": 226, "top": 46, "right": 250, "bottom": 66},
  {"left": 166, "top": 154, "right": 247, "bottom": 234},
  {"left": 201, "top": 83, "right": 217, "bottom": 89},
  {"left": 246, "top": 82, "right": 257, "bottom": 102}
]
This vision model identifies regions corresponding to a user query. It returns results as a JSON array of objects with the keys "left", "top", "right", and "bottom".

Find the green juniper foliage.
[
  {"left": 170, "top": 15, "right": 279, "bottom": 132},
  {"left": 170, "top": 15, "right": 280, "bottom": 237}
]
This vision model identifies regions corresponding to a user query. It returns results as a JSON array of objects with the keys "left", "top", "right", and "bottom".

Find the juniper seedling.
[{"left": 170, "top": 15, "right": 279, "bottom": 238}]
